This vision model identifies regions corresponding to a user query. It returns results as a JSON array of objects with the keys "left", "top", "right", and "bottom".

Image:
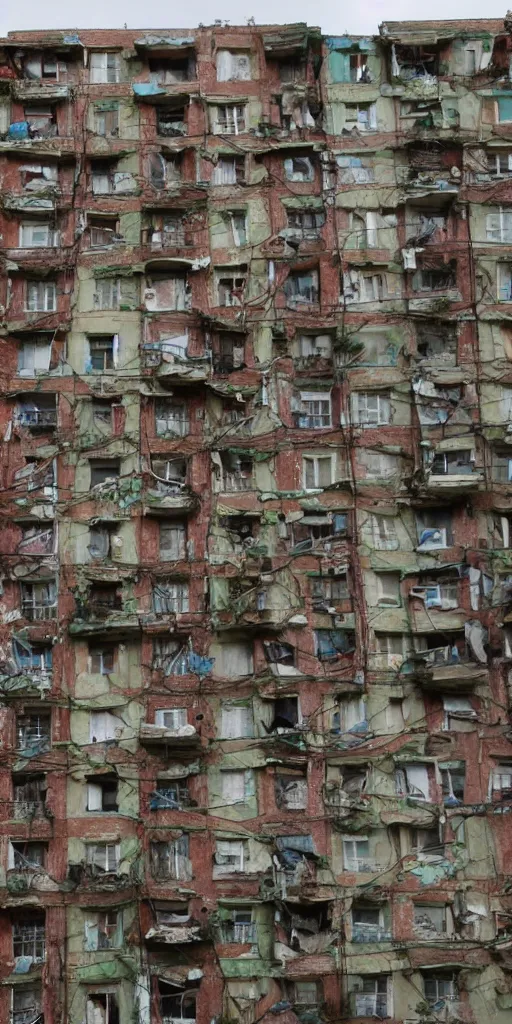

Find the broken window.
[
  {"left": 16, "top": 710, "right": 51, "bottom": 750},
  {"left": 218, "top": 452, "right": 253, "bottom": 491},
  {"left": 86, "top": 991, "right": 120, "bottom": 1024},
  {"left": 17, "top": 336, "right": 52, "bottom": 376},
  {"left": 216, "top": 271, "right": 247, "bottom": 307},
  {"left": 412, "top": 265, "right": 456, "bottom": 292},
  {"left": 151, "top": 836, "right": 191, "bottom": 879},
  {"left": 285, "top": 268, "right": 319, "bottom": 305},
  {"left": 12, "top": 775, "right": 46, "bottom": 819},
  {"left": 152, "top": 581, "right": 189, "bottom": 614},
  {"left": 275, "top": 771, "right": 308, "bottom": 810},
  {"left": 302, "top": 453, "right": 335, "bottom": 490},
  {"left": 91, "top": 162, "right": 135, "bottom": 195},
  {"left": 89, "top": 216, "right": 119, "bottom": 248},
  {"left": 24, "top": 104, "right": 57, "bottom": 137},
  {"left": 156, "top": 103, "right": 187, "bottom": 136},
  {"left": 351, "top": 905, "right": 389, "bottom": 942},
  {"left": 212, "top": 332, "right": 245, "bottom": 372},
  {"left": 284, "top": 156, "right": 314, "bottom": 182},
  {"left": 159, "top": 982, "right": 197, "bottom": 1023},
  {"left": 93, "top": 101, "right": 119, "bottom": 136},
  {"left": 149, "top": 151, "right": 182, "bottom": 187},
  {"left": 13, "top": 914, "right": 45, "bottom": 962},
  {"left": 493, "top": 451, "right": 512, "bottom": 482},
  {"left": 370, "top": 514, "right": 398, "bottom": 551},
  {"left": 416, "top": 510, "right": 452, "bottom": 550},
  {"left": 152, "top": 639, "right": 189, "bottom": 675},
  {"left": 16, "top": 395, "right": 57, "bottom": 430},
  {"left": 13, "top": 640, "right": 52, "bottom": 676},
  {"left": 214, "top": 103, "right": 246, "bottom": 134},
  {"left": 442, "top": 698, "right": 475, "bottom": 733},
  {"left": 286, "top": 209, "right": 325, "bottom": 238},
  {"left": 376, "top": 573, "right": 400, "bottom": 606},
  {"left": 416, "top": 323, "right": 456, "bottom": 362},
  {"left": 87, "top": 777, "right": 118, "bottom": 812},
  {"left": 23, "top": 53, "right": 60, "bottom": 79},
  {"left": 212, "top": 155, "right": 245, "bottom": 186},
  {"left": 155, "top": 400, "right": 189, "bottom": 437},
  {"left": 88, "top": 335, "right": 117, "bottom": 371},
  {"left": 395, "top": 763, "right": 430, "bottom": 800},
  {"left": 431, "top": 450, "right": 473, "bottom": 476},
  {"left": 297, "top": 333, "right": 332, "bottom": 360},
  {"left": 19, "top": 222, "right": 58, "bottom": 248},
  {"left": 85, "top": 910, "right": 122, "bottom": 950},
  {"left": 214, "top": 839, "right": 248, "bottom": 873},
  {"left": 90, "top": 51, "right": 120, "bottom": 83},
  {"left": 151, "top": 458, "right": 188, "bottom": 493},
  {"left": 159, "top": 522, "right": 186, "bottom": 560},
  {"left": 20, "top": 581, "right": 57, "bottom": 621},
  {"left": 151, "top": 779, "right": 190, "bottom": 810},
  {"left": 332, "top": 697, "right": 366, "bottom": 734},
  {"left": 354, "top": 977, "right": 388, "bottom": 1017},
  {"left": 11, "top": 842, "right": 47, "bottom": 871},
  {"left": 12, "top": 987, "right": 42, "bottom": 1024},
  {"left": 423, "top": 974, "right": 457, "bottom": 1006},
  {"left": 149, "top": 55, "right": 196, "bottom": 83},
  {"left": 89, "top": 645, "right": 116, "bottom": 674},
  {"left": 90, "top": 460, "right": 120, "bottom": 487},
  {"left": 343, "top": 269, "right": 386, "bottom": 303},
  {"left": 315, "top": 629, "right": 355, "bottom": 660},
  {"left": 440, "top": 763, "right": 465, "bottom": 805},
  {"left": 216, "top": 50, "right": 252, "bottom": 81},
  {"left": 312, "top": 573, "right": 349, "bottom": 608},
  {"left": 344, "top": 102, "right": 377, "bottom": 131},
  {"left": 358, "top": 450, "right": 399, "bottom": 479},
  {"left": 145, "top": 273, "right": 189, "bottom": 311},
  {"left": 411, "top": 827, "right": 442, "bottom": 855},
  {"left": 414, "top": 905, "right": 448, "bottom": 938},
  {"left": 25, "top": 280, "right": 56, "bottom": 313},
  {"left": 220, "top": 702, "right": 254, "bottom": 738}
]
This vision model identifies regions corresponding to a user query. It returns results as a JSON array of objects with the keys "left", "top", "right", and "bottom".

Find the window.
[
  {"left": 93, "top": 278, "right": 120, "bottom": 310},
  {"left": 24, "top": 104, "right": 56, "bottom": 135},
  {"left": 155, "top": 400, "right": 189, "bottom": 437},
  {"left": 86, "top": 992, "right": 120, "bottom": 1024},
  {"left": 337, "top": 155, "right": 374, "bottom": 184},
  {"left": 333, "top": 697, "right": 366, "bottom": 734},
  {"left": 86, "top": 843, "right": 120, "bottom": 874},
  {"left": 351, "top": 906, "right": 389, "bottom": 943},
  {"left": 498, "top": 97, "right": 512, "bottom": 123},
  {"left": 90, "top": 461, "right": 120, "bottom": 487},
  {"left": 219, "top": 453, "right": 253, "bottom": 491},
  {"left": 88, "top": 335, "right": 117, "bottom": 371},
  {"left": 23, "top": 53, "right": 60, "bottom": 79},
  {"left": 155, "top": 708, "right": 188, "bottom": 731},
  {"left": 214, "top": 642, "right": 253, "bottom": 677},
  {"left": 441, "top": 763, "right": 465, "bottom": 804},
  {"left": 149, "top": 151, "right": 182, "bottom": 187},
  {"left": 223, "top": 211, "right": 247, "bottom": 246},
  {"left": 215, "top": 839, "right": 248, "bottom": 873},
  {"left": 370, "top": 515, "right": 398, "bottom": 550},
  {"left": 376, "top": 573, "right": 400, "bottom": 606},
  {"left": 359, "top": 450, "right": 399, "bottom": 479},
  {"left": 286, "top": 209, "right": 325, "bottom": 238},
  {"left": 214, "top": 103, "right": 246, "bottom": 134},
  {"left": 354, "top": 392, "right": 391, "bottom": 426},
  {"left": 221, "top": 770, "right": 251, "bottom": 804},
  {"left": 491, "top": 763, "right": 512, "bottom": 798},
  {"left": 488, "top": 150, "right": 512, "bottom": 177},
  {"left": 493, "top": 451, "right": 512, "bottom": 482},
  {"left": 159, "top": 983, "right": 197, "bottom": 1023},
  {"left": 145, "top": 274, "right": 189, "bottom": 311},
  {"left": 19, "top": 222, "right": 58, "bottom": 248},
  {"left": 90, "top": 51, "right": 120, "bottom": 83},
  {"left": 290, "top": 982, "right": 320, "bottom": 1007},
  {"left": 442, "top": 697, "right": 475, "bottom": 731},
  {"left": 152, "top": 639, "right": 189, "bottom": 675},
  {"left": 89, "top": 645, "right": 115, "bottom": 674},
  {"left": 343, "top": 270, "right": 386, "bottom": 303},
  {"left": 93, "top": 102, "right": 119, "bottom": 136},
  {"left": 17, "top": 337, "right": 52, "bottom": 376},
  {"left": 395, "top": 763, "right": 430, "bottom": 800},
  {"left": 89, "top": 216, "right": 118, "bottom": 248},
  {"left": 315, "top": 629, "right": 355, "bottom": 660},
  {"left": 11, "top": 842, "right": 46, "bottom": 871},
  {"left": 312, "top": 574, "right": 349, "bottom": 607},
  {"left": 284, "top": 156, "right": 314, "bottom": 182},
  {"left": 20, "top": 582, "right": 56, "bottom": 621},
  {"left": 12, "top": 775, "right": 46, "bottom": 819},
  {"left": 275, "top": 772, "right": 307, "bottom": 810},
  {"left": 430, "top": 450, "right": 473, "bottom": 476},
  {"left": 423, "top": 974, "right": 457, "bottom": 1006},
  {"left": 220, "top": 703, "right": 254, "bottom": 738},
  {"left": 296, "top": 391, "right": 331, "bottom": 428},
  {"left": 149, "top": 55, "right": 196, "bottom": 83},
  {"left": 344, "top": 102, "right": 377, "bottom": 130},
  {"left": 212, "top": 156, "right": 245, "bottom": 186},
  {"left": 342, "top": 836, "right": 372, "bottom": 872},
  {"left": 151, "top": 458, "right": 188, "bottom": 493},
  {"left": 286, "top": 269, "right": 319, "bottom": 305},
  {"left": 375, "top": 633, "right": 408, "bottom": 668},
  {"left": 298, "top": 334, "right": 332, "bottom": 360},
  {"left": 414, "top": 905, "right": 448, "bottom": 937},
  {"left": 25, "top": 280, "right": 56, "bottom": 312},
  {"left": 216, "top": 50, "right": 251, "bottom": 81},
  {"left": 412, "top": 266, "right": 456, "bottom": 292},
  {"left": 12, "top": 988, "right": 42, "bottom": 1024},
  {"left": 13, "top": 916, "right": 45, "bottom": 962},
  {"left": 416, "top": 510, "right": 451, "bottom": 550},
  {"left": 160, "top": 522, "right": 186, "bottom": 560},
  {"left": 85, "top": 910, "right": 122, "bottom": 950},
  {"left": 87, "top": 778, "right": 118, "bottom": 812},
  {"left": 224, "top": 908, "right": 255, "bottom": 943},
  {"left": 216, "top": 271, "right": 246, "bottom": 307},
  {"left": 486, "top": 207, "right": 512, "bottom": 242},
  {"left": 354, "top": 977, "right": 388, "bottom": 1017},
  {"left": 303, "top": 454, "right": 335, "bottom": 489},
  {"left": 89, "top": 711, "right": 123, "bottom": 744},
  {"left": 150, "top": 836, "right": 191, "bottom": 879},
  {"left": 153, "top": 582, "right": 189, "bottom": 615},
  {"left": 151, "top": 780, "right": 190, "bottom": 810}
]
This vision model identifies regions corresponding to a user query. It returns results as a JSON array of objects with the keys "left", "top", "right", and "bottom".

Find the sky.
[{"left": 0, "top": 0, "right": 506, "bottom": 38}]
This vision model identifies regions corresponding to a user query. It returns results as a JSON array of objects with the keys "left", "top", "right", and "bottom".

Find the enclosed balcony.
[
  {"left": 140, "top": 708, "right": 200, "bottom": 749},
  {"left": 145, "top": 458, "right": 198, "bottom": 515},
  {"left": 69, "top": 583, "right": 139, "bottom": 637},
  {"left": 14, "top": 395, "right": 57, "bottom": 432},
  {"left": 20, "top": 580, "right": 57, "bottom": 622}
]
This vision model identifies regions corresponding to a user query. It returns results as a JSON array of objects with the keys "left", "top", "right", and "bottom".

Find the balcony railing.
[
  {"left": 354, "top": 994, "right": 387, "bottom": 1017},
  {"left": 352, "top": 922, "right": 391, "bottom": 942},
  {"left": 16, "top": 409, "right": 57, "bottom": 429},
  {"left": 230, "top": 922, "right": 256, "bottom": 943},
  {"left": 345, "top": 857, "right": 379, "bottom": 873},
  {"left": 12, "top": 800, "right": 46, "bottom": 819},
  {"left": 12, "top": 1009, "right": 43, "bottom": 1024},
  {"left": 223, "top": 472, "right": 253, "bottom": 492},
  {"left": 22, "top": 603, "right": 57, "bottom": 621}
]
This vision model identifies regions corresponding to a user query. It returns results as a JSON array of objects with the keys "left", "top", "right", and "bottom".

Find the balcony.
[
  {"left": 354, "top": 994, "right": 388, "bottom": 1017},
  {"left": 13, "top": 80, "right": 70, "bottom": 102},
  {"left": 69, "top": 589, "right": 139, "bottom": 637},
  {"left": 139, "top": 722, "right": 200, "bottom": 748},
  {"left": 412, "top": 646, "right": 488, "bottom": 688},
  {"left": 142, "top": 341, "right": 210, "bottom": 383},
  {"left": 351, "top": 922, "right": 391, "bottom": 943},
  {"left": 15, "top": 403, "right": 57, "bottom": 431}
]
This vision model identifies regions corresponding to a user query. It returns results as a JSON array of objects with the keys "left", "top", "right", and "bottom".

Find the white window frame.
[
  {"left": 215, "top": 839, "right": 248, "bottom": 872},
  {"left": 17, "top": 338, "right": 52, "bottom": 376},
  {"left": 19, "top": 223, "right": 58, "bottom": 248},
  {"left": 342, "top": 835, "right": 371, "bottom": 872},
  {"left": 90, "top": 51, "right": 120, "bottom": 84},
  {"left": 298, "top": 391, "right": 332, "bottom": 428},
  {"left": 302, "top": 453, "right": 335, "bottom": 490},
  {"left": 354, "top": 391, "right": 391, "bottom": 426},
  {"left": 155, "top": 708, "right": 188, "bottom": 731},
  {"left": 86, "top": 842, "right": 120, "bottom": 873},
  {"left": 25, "top": 281, "right": 56, "bottom": 312},
  {"left": 486, "top": 206, "right": 512, "bottom": 242},
  {"left": 215, "top": 103, "right": 246, "bottom": 135},
  {"left": 344, "top": 102, "right": 377, "bottom": 131}
]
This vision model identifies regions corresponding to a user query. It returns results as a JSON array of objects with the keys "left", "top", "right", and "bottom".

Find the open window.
[{"left": 86, "top": 991, "right": 120, "bottom": 1024}]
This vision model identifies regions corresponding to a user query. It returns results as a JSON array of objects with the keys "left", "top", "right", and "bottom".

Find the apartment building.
[{"left": 0, "top": 16, "right": 512, "bottom": 1024}]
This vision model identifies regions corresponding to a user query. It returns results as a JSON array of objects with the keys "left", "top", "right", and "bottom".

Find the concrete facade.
[{"left": 1, "top": 16, "right": 512, "bottom": 1024}]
